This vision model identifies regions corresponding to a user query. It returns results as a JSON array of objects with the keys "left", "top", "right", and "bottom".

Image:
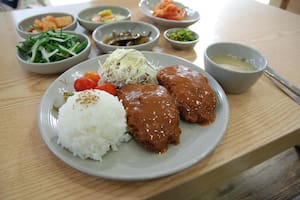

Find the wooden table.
[{"left": 1, "top": 0, "right": 300, "bottom": 199}]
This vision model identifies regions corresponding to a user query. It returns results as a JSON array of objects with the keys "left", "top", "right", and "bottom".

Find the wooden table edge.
[{"left": 149, "top": 128, "right": 300, "bottom": 199}]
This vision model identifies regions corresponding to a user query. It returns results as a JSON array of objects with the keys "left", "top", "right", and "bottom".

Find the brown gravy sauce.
[
  {"left": 118, "top": 84, "right": 181, "bottom": 153},
  {"left": 157, "top": 65, "right": 217, "bottom": 125}
]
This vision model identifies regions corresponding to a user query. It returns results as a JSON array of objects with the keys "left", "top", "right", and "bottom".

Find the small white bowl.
[
  {"left": 77, "top": 5, "right": 131, "bottom": 32},
  {"left": 204, "top": 42, "right": 267, "bottom": 94},
  {"left": 16, "top": 31, "right": 91, "bottom": 74},
  {"left": 139, "top": 0, "right": 200, "bottom": 28},
  {"left": 16, "top": 12, "right": 77, "bottom": 39},
  {"left": 92, "top": 21, "right": 160, "bottom": 53},
  {"left": 164, "top": 28, "right": 199, "bottom": 50}
]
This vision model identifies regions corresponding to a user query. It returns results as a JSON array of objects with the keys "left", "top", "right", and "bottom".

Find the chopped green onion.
[{"left": 167, "top": 29, "right": 197, "bottom": 42}]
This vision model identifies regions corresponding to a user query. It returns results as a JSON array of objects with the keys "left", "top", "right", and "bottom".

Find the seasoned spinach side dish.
[{"left": 17, "top": 30, "right": 88, "bottom": 63}]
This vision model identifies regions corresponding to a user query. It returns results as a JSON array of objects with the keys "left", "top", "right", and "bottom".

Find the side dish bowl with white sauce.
[{"left": 204, "top": 42, "right": 267, "bottom": 94}]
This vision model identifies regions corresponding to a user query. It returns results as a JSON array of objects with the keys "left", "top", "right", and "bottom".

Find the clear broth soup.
[{"left": 211, "top": 55, "right": 256, "bottom": 71}]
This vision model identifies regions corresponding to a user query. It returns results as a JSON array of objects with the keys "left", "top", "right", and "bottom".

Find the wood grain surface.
[{"left": 0, "top": 0, "right": 300, "bottom": 199}]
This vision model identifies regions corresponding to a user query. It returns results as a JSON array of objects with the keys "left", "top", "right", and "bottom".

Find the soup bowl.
[{"left": 204, "top": 42, "right": 267, "bottom": 94}]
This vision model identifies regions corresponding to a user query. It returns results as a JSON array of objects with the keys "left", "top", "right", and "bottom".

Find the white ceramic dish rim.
[
  {"left": 16, "top": 31, "right": 91, "bottom": 66},
  {"left": 77, "top": 5, "right": 131, "bottom": 25},
  {"left": 204, "top": 42, "right": 268, "bottom": 74},
  {"left": 92, "top": 21, "right": 160, "bottom": 49},
  {"left": 38, "top": 51, "right": 230, "bottom": 181},
  {"left": 17, "top": 12, "right": 77, "bottom": 37}
]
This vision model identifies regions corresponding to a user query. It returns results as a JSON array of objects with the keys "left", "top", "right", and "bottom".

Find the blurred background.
[{"left": 1, "top": 0, "right": 300, "bottom": 15}]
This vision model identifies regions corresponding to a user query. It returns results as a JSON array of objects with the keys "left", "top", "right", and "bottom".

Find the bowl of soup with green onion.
[{"left": 204, "top": 42, "right": 267, "bottom": 94}]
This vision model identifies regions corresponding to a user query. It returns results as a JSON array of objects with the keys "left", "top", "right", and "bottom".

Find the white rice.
[{"left": 57, "top": 89, "right": 130, "bottom": 161}]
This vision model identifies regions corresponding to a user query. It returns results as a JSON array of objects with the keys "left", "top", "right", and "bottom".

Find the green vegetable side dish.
[
  {"left": 167, "top": 29, "right": 198, "bottom": 42},
  {"left": 16, "top": 30, "right": 88, "bottom": 63}
]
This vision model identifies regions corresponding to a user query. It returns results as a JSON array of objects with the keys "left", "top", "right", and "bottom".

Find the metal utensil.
[
  {"left": 264, "top": 66, "right": 300, "bottom": 105},
  {"left": 265, "top": 66, "right": 300, "bottom": 96}
]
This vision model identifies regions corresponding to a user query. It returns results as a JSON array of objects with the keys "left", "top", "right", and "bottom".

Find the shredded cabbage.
[{"left": 98, "top": 49, "right": 158, "bottom": 88}]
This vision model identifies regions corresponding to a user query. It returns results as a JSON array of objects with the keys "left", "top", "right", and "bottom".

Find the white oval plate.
[{"left": 38, "top": 51, "right": 229, "bottom": 180}]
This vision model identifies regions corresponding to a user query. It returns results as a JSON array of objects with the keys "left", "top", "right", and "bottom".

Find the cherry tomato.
[
  {"left": 74, "top": 77, "right": 97, "bottom": 91},
  {"left": 84, "top": 71, "right": 101, "bottom": 84},
  {"left": 94, "top": 83, "right": 117, "bottom": 96}
]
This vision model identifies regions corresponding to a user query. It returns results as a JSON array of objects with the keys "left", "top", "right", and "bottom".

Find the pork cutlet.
[
  {"left": 118, "top": 84, "right": 181, "bottom": 153},
  {"left": 157, "top": 65, "right": 217, "bottom": 124}
]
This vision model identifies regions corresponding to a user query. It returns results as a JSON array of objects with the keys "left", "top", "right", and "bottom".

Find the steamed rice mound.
[{"left": 57, "top": 89, "right": 130, "bottom": 161}]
